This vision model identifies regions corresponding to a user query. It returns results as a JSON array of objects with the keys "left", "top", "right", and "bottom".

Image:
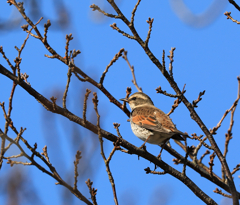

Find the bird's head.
[{"left": 120, "top": 92, "right": 154, "bottom": 110}]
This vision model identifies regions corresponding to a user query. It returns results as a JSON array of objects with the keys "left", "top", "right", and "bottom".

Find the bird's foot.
[
  {"left": 139, "top": 135, "right": 151, "bottom": 151},
  {"left": 139, "top": 143, "right": 147, "bottom": 151}
]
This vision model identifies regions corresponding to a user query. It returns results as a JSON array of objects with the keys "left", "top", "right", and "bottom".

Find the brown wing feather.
[{"left": 131, "top": 106, "right": 184, "bottom": 135}]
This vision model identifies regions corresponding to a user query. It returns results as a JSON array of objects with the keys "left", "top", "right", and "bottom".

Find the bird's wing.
[{"left": 131, "top": 106, "right": 184, "bottom": 135}]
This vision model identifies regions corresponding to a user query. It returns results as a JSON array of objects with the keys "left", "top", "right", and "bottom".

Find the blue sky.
[{"left": 0, "top": 0, "right": 239, "bottom": 204}]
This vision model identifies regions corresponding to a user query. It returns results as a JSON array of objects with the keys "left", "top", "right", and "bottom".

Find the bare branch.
[
  {"left": 144, "top": 167, "right": 166, "bottom": 175},
  {"left": 99, "top": 48, "right": 125, "bottom": 85},
  {"left": 73, "top": 150, "right": 82, "bottom": 190},
  {"left": 43, "top": 19, "right": 51, "bottom": 43},
  {"left": 209, "top": 152, "right": 216, "bottom": 177},
  {"left": 110, "top": 23, "right": 135, "bottom": 39},
  {"left": 145, "top": 18, "right": 154, "bottom": 47},
  {"left": 167, "top": 98, "right": 181, "bottom": 116},
  {"left": 191, "top": 133, "right": 213, "bottom": 150},
  {"left": 227, "top": 0, "right": 240, "bottom": 12},
  {"left": 232, "top": 163, "right": 240, "bottom": 175},
  {"left": 167, "top": 47, "right": 176, "bottom": 78},
  {"left": 62, "top": 66, "right": 72, "bottom": 109},
  {"left": 121, "top": 87, "right": 132, "bottom": 110},
  {"left": 90, "top": 4, "right": 120, "bottom": 19},
  {"left": 113, "top": 123, "right": 122, "bottom": 138},
  {"left": 83, "top": 89, "right": 92, "bottom": 124},
  {"left": 214, "top": 188, "right": 232, "bottom": 198},
  {"left": 199, "top": 149, "right": 210, "bottom": 164},
  {"left": 210, "top": 77, "right": 240, "bottom": 135},
  {"left": 130, "top": 0, "right": 142, "bottom": 25},
  {"left": 86, "top": 179, "right": 98, "bottom": 205},
  {"left": 156, "top": 86, "right": 180, "bottom": 98},
  {"left": 92, "top": 92, "right": 119, "bottom": 205},
  {"left": 122, "top": 51, "right": 142, "bottom": 92},
  {"left": 192, "top": 90, "right": 206, "bottom": 108},
  {"left": 0, "top": 46, "right": 15, "bottom": 72}
]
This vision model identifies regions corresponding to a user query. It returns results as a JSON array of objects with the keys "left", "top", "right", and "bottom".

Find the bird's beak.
[{"left": 120, "top": 98, "right": 128, "bottom": 102}]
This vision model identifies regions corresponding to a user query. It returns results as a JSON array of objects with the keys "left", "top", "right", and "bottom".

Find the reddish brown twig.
[{"left": 224, "top": 11, "right": 240, "bottom": 24}]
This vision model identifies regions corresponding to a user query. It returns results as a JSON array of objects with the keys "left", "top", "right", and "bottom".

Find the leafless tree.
[{"left": 0, "top": 1, "right": 240, "bottom": 205}]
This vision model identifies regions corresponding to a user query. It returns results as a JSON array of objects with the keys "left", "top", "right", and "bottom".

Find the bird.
[{"left": 120, "top": 92, "right": 187, "bottom": 145}]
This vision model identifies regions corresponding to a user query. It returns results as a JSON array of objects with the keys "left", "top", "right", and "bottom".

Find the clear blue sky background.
[{"left": 0, "top": 0, "right": 240, "bottom": 204}]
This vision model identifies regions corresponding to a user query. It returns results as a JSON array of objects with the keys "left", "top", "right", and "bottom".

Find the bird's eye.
[{"left": 131, "top": 97, "right": 137, "bottom": 100}]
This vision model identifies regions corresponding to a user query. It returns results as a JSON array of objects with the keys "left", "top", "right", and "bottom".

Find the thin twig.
[
  {"left": 122, "top": 50, "right": 142, "bottom": 92},
  {"left": 231, "top": 163, "right": 240, "bottom": 175},
  {"left": 209, "top": 152, "right": 216, "bottom": 177},
  {"left": 110, "top": 23, "right": 135, "bottom": 39},
  {"left": 156, "top": 86, "right": 180, "bottom": 98},
  {"left": 90, "top": 4, "right": 120, "bottom": 19},
  {"left": 99, "top": 48, "right": 125, "bottom": 85},
  {"left": 0, "top": 46, "right": 15, "bottom": 71},
  {"left": 113, "top": 123, "right": 122, "bottom": 138},
  {"left": 86, "top": 179, "right": 97, "bottom": 205},
  {"left": 210, "top": 77, "right": 240, "bottom": 135},
  {"left": 92, "top": 92, "right": 119, "bottom": 205},
  {"left": 64, "top": 34, "right": 73, "bottom": 65},
  {"left": 145, "top": 18, "right": 154, "bottom": 47},
  {"left": 130, "top": 0, "right": 141, "bottom": 25},
  {"left": 83, "top": 89, "right": 92, "bottom": 124},
  {"left": 192, "top": 90, "right": 205, "bottom": 108},
  {"left": 73, "top": 150, "right": 82, "bottom": 190},
  {"left": 41, "top": 145, "right": 50, "bottom": 164},
  {"left": 167, "top": 98, "right": 181, "bottom": 116},
  {"left": 167, "top": 47, "right": 176, "bottom": 78},
  {"left": 214, "top": 188, "right": 232, "bottom": 198},
  {"left": 182, "top": 142, "right": 189, "bottom": 176},
  {"left": 191, "top": 134, "right": 213, "bottom": 150},
  {"left": 62, "top": 65, "right": 72, "bottom": 109},
  {"left": 144, "top": 167, "right": 166, "bottom": 175},
  {"left": 199, "top": 149, "right": 210, "bottom": 164},
  {"left": 121, "top": 87, "right": 132, "bottom": 110}
]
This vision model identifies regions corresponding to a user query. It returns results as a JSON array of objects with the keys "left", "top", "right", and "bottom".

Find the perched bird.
[{"left": 120, "top": 92, "right": 187, "bottom": 145}]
